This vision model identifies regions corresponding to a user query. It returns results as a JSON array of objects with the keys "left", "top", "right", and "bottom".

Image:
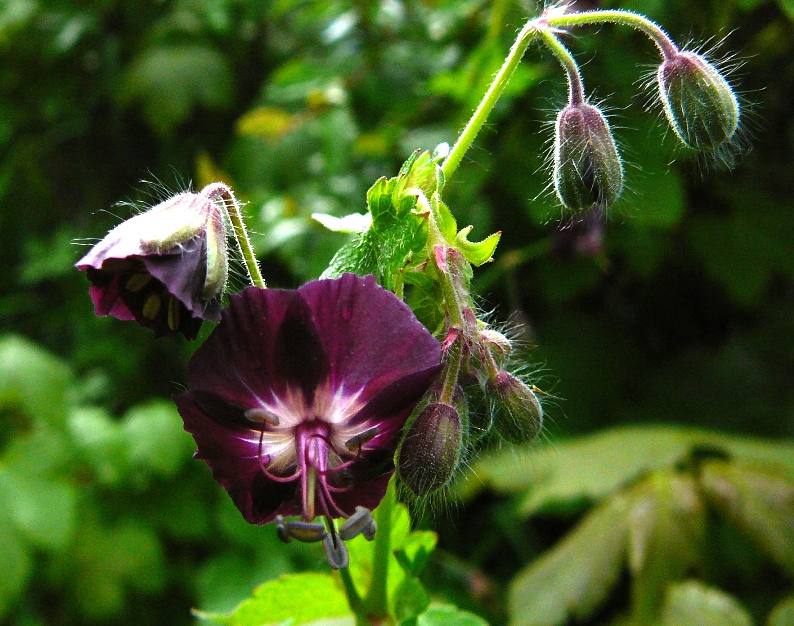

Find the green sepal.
[{"left": 453, "top": 227, "right": 501, "bottom": 267}]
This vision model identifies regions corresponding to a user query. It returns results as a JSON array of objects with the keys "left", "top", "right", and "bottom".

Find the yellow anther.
[
  {"left": 125, "top": 273, "right": 153, "bottom": 293},
  {"left": 142, "top": 293, "right": 161, "bottom": 320},
  {"left": 167, "top": 296, "right": 181, "bottom": 331}
]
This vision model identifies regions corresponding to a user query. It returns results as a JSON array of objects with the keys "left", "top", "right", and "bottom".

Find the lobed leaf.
[{"left": 508, "top": 494, "right": 632, "bottom": 626}]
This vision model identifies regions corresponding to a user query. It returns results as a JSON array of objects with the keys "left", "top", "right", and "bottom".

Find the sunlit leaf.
[
  {"left": 660, "top": 580, "right": 752, "bottom": 626},
  {"left": 627, "top": 472, "right": 706, "bottom": 622},
  {"left": 410, "top": 604, "right": 490, "bottom": 626},
  {"left": 197, "top": 573, "right": 351, "bottom": 626}
]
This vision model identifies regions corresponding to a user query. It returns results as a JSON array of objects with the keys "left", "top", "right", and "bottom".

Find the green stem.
[
  {"left": 203, "top": 183, "right": 266, "bottom": 289},
  {"left": 364, "top": 478, "right": 395, "bottom": 621},
  {"left": 536, "top": 29, "right": 585, "bottom": 105},
  {"left": 339, "top": 567, "right": 364, "bottom": 617},
  {"left": 441, "top": 21, "right": 539, "bottom": 181},
  {"left": 546, "top": 9, "right": 678, "bottom": 59}
]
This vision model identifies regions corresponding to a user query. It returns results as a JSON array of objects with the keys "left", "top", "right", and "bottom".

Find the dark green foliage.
[{"left": 2, "top": 0, "right": 793, "bottom": 624}]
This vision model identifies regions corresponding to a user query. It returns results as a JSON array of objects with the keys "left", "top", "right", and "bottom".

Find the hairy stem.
[
  {"left": 202, "top": 182, "right": 266, "bottom": 289},
  {"left": 546, "top": 9, "right": 678, "bottom": 59},
  {"left": 537, "top": 28, "right": 585, "bottom": 105},
  {"left": 441, "top": 21, "right": 539, "bottom": 181}
]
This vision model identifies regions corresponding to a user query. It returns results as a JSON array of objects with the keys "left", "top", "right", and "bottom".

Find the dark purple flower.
[
  {"left": 76, "top": 184, "right": 229, "bottom": 339},
  {"left": 174, "top": 274, "right": 443, "bottom": 532}
]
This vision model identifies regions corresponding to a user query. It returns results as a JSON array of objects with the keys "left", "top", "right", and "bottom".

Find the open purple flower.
[
  {"left": 76, "top": 183, "right": 230, "bottom": 339},
  {"left": 174, "top": 274, "right": 442, "bottom": 561}
]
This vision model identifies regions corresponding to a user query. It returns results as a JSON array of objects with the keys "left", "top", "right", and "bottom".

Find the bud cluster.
[{"left": 396, "top": 244, "right": 544, "bottom": 499}]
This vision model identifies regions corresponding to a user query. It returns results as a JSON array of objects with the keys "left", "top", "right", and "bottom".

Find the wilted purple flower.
[
  {"left": 174, "top": 274, "right": 442, "bottom": 552},
  {"left": 76, "top": 183, "right": 230, "bottom": 339}
]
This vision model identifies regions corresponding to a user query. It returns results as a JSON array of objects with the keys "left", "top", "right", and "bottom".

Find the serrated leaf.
[
  {"left": 197, "top": 573, "right": 351, "bottom": 626},
  {"left": 0, "top": 334, "right": 72, "bottom": 426},
  {"left": 627, "top": 471, "right": 706, "bottom": 622},
  {"left": 699, "top": 459, "right": 794, "bottom": 576},
  {"left": 661, "top": 581, "right": 752, "bottom": 626},
  {"left": 469, "top": 425, "right": 794, "bottom": 517},
  {"left": 312, "top": 212, "right": 371, "bottom": 234},
  {"left": 453, "top": 227, "right": 500, "bottom": 266},
  {"left": 508, "top": 494, "right": 632, "bottom": 626},
  {"left": 470, "top": 425, "right": 697, "bottom": 516}
]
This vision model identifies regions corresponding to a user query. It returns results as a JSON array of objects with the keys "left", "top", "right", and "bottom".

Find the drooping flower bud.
[
  {"left": 657, "top": 51, "right": 740, "bottom": 152},
  {"left": 397, "top": 402, "right": 463, "bottom": 497},
  {"left": 76, "top": 183, "right": 231, "bottom": 339},
  {"left": 553, "top": 102, "right": 623, "bottom": 212},
  {"left": 486, "top": 371, "right": 543, "bottom": 443}
]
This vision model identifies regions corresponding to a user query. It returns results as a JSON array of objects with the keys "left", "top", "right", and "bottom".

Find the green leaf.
[
  {"left": 122, "top": 400, "right": 195, "bottom": 480},
  {"left": 778, "top": 0, "right": 794, "bottom": 21},
  {"left": 508, "top": 494, "right": 632, "bottom": 626},
  {"left": 661, "top": 581, "right": 752, "bottom": 626},
  {"left": 699, "top": 459, "right": 794, "bottom": 576},
  {"left": 0, "top": 334, "right": 72, "bottom": 426},
  {"left": 767, "top": 596, "right": 794, "bottom": 626},
  {"left": 197, "top": 573, "right": 352, "bottom": 626},
  {"left": 323, "top": 154, "right": 433, "bottom": 291},
  {"left": 453, "top": 227, "right": 500, "bottom": 267},
  {"left": 121, "top": 45, "right": 234, "bottom": 135},
  {"left": 0, "top": 519, "right": 32, "bottom": 619},
  {"left": 393, "top": 576, "right": 431, "bottom": 622},
  {"left": 470, "top": 425, "right": 697, "bottom": 516},
  {"left": 468, "top": 425, "right": 794, "bottom": 517},
  {"left": 0, "top": 467, "right": 77, "bottom": 550},
  {"left": 627, "top": 472, "right": 706, "bottom": 622},
  {"left": 68, "top": 407, "right": 127, "bottom": 485},
  {"left": 412, "top": 604, "right": 489, "bottom": 626}
]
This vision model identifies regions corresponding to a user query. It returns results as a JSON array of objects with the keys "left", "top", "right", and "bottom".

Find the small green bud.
[
  {"left": 657, "top": 51, "right": 739, "bottom": 152},
  {"left": 486, "top": 371, "right": 543, "bottom": 443},
  {"left": 554, "top": 102, "right": 623, "bottom": 212},
  {"left": 397, "top": 402, "right": 462, "bottom": 497}
]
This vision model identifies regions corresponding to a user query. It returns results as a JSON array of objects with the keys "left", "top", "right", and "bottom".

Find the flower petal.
[
  {"left": 176, "top": 391, "right": 301, "bottom": 524},
  {"left": 184, "top": 287, "right": 304, "bottom": 408},
  {"left": 298, "top": 273, "right": 442, "bottom": 399}
]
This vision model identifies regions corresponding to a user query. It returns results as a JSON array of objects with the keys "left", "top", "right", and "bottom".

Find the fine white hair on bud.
[
  {"left": 553, "top": 102, "right": 624, "bottom": 213},
  {"left": 657, "top": 50, "right": 740, "bottom": 153}
]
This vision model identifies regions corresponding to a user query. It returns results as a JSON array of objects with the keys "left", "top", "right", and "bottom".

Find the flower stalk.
[{"left": 202, "top": 182, "right": 266, "bottom": 289}]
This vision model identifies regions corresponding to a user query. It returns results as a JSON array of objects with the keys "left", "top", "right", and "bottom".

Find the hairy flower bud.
[
  {"left": 397, "top": 402, "right": 462, "bottom": 497},
  {"left": 554, "top": 102, "right": 623, "bottom": 212},
  {"left": 486, "top": 371, "right": 543, "bottom": 443},
  {"left": 657, "top": 51, "right": 739, "bottom": 152}
]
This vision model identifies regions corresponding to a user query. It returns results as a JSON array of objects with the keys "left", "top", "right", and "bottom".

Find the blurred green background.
[{"left": 1, "top": 0, "right": 792, "bottom": 624}]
